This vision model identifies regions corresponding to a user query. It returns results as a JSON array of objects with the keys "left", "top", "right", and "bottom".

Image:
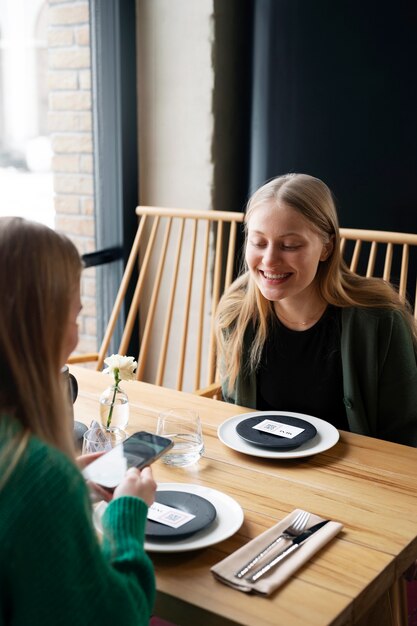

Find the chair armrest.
[
  {"left": 67, "top": 352, "right": 99, "bottom": 364},
  {"left": 194, "top": 382, "right": 222, "bottom": 399}
]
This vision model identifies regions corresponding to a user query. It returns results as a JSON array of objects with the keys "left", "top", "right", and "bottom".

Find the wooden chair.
[
  {"left": 339, "top": 228, "right": 417, "bottom": 319},
  {"left": 68, "top": 206, "right": 244, "bottom": 393}
]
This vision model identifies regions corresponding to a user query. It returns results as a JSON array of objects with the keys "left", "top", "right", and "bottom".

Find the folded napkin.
[{"left": 211, "top": 509, "right": 342, "bottom": 595}]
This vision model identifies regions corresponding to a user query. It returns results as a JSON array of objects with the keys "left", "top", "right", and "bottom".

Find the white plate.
[
  {"left": 218, "top": 411, "right": 339, "bottom": 459},
  {"left": 93, "top": 482, "right": 244, "bottom": 553}
]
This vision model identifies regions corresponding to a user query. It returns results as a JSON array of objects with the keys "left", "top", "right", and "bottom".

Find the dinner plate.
[
  {"left": 218, "top": 411, "right": 339, "bottom": 459},
  {"left": 235, "top": 414, "right": 317, "bottom": 449},
  {"left": 93, "top": 482, "right": 244, "bottom": 553},
  {"left": 145, "top": 490, "right": 217, "bottom": 539}
]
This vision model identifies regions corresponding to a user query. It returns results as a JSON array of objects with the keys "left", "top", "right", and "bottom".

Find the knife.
[{"left": 247, "top": 519, "right": 330, "bottom": 583}]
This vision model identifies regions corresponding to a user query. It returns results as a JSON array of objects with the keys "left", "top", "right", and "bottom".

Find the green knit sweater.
[{"left": 0, "top": 417, "right": 155, "bottom": 626}]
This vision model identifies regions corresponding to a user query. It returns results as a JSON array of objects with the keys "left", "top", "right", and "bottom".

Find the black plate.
[
  {"left": 235, "top": 414, "right": 317, "bottom": 450},
  {"left": 145, "top": 491, "right": 217, "bottom": 540}
]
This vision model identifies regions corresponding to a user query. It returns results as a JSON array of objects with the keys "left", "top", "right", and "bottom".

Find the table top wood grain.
[{"left": 71, "top": 366, "right": 417, "bottom": 626}]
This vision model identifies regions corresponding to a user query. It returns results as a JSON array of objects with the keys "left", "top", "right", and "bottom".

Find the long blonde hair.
[
  {"left": 216, "top": 173, "right": 417, "bottom": 392},
  {"left": 0, "top": 217, "right": 82, "bottom": 482}
]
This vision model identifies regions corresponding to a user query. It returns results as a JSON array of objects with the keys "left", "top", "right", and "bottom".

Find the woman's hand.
[
  {"left": 77, "top": 452, "right": 114, "bottom": 503},
  {"left": 76, "top": 451, "right": 104, "bottom": 469},
  {"left": 77, "top": 454, "right": 157, "bottom": 506},
  {"left": 113, "top": 466, "right": 156, "bottom": 507}
]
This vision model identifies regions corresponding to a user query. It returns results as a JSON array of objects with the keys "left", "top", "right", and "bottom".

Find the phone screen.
[{"left": 82, "top": 431, "right": 173, "bottom": 488}]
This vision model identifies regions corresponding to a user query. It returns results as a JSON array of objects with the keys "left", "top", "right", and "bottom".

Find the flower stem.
[{"left": 106, "top": 369, "right": 121, "bottom": 430}]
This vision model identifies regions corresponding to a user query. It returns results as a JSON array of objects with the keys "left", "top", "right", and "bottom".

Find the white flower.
[
  {"left": 102, "top": 355, "right": 137, "bottom": 429},
  {"left": 103, "top": 354, "right": 137, "bottom": 381}
]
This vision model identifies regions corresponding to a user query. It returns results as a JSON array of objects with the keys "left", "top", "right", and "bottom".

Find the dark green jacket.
[{"left": 222, "top": 307, "right": 417, "bottom": 446}]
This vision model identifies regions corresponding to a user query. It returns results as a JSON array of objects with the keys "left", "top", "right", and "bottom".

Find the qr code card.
[{"left": 147, "top": 501, "right": 196, "bottom": 528}]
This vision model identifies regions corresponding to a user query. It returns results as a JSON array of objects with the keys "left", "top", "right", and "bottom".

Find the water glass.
[
  {"left": 156, "top": 408, "right": 204, "bottom": 467},
  {"left": 82, "top": 426, "right": 126, "bottom": 455}
]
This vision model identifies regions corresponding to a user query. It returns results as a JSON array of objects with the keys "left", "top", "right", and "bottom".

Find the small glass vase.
[{"left": 99, "top": 384, "right": 129, "bottom": 430}]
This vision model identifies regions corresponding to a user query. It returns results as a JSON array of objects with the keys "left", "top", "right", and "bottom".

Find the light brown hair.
[
  {"left": 216, "top": 173, "right": 417, "bottom": 393},
  {"left": 0, "top": 217, "right": 82, "bottom": 483}
]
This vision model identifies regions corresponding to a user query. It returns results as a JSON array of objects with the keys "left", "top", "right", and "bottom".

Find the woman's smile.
[
  {"left": 260, "top": 270, "right": 292, "bottom": 283},
  {"left": 245, "top": 200, "right": 330, "bottom": 306}
]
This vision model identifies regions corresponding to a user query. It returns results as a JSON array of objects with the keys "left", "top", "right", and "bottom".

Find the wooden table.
[{"left": 71, "top": 365, "right": 417, "bottom": 626}]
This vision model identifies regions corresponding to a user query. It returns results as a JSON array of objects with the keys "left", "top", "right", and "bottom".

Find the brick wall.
[{"left": 48, "top": 0, "right": 97, "bottom": 355}]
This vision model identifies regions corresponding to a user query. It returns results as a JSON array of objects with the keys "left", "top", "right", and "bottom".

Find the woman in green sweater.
[
  {"left": 216, "top": 173, "right": 417, "bottom": 446},
  {"left": 0, "top": 217, "right": 156, "bottom": 625}
]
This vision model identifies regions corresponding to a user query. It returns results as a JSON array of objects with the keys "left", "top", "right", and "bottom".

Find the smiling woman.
[{"left": 215, "top": 173, "right": 417, "bottom": 446}]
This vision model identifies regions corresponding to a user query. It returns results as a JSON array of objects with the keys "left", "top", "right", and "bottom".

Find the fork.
[{"left": 235, "top": 510, "right": 310, "bottom": 579}]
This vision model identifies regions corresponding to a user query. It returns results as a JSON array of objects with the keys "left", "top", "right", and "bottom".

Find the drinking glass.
[
  {"left": 156, "top": 409, "right": 204, "bottom": 467},
  {"left": 82, "top": 426, "right": 126, "bottom": 455}
]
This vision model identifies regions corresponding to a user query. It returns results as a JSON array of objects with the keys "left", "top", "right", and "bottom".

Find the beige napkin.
[{"left": 211, "top": 509, "right": 342, "bottom": 595}]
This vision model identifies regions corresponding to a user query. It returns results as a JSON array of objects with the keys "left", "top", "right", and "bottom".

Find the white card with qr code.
[
  {"left": 147, "top": 501, "right": 196, "bottom": 528},
  {"left": 253, "top": 419, "right": 305, "bottom": 439}
]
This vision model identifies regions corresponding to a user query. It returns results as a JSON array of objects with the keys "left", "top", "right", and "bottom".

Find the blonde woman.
[
  {"left": 216, "top": 173, "right": 417, "bottom": 446},
  {"left": 0, "top": 217, "right": 156, "bottom": 625}
]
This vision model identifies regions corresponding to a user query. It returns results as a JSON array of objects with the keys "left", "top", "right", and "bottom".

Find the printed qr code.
[
  {"left": 165, "top": 513, "right": 182, "bottom": 522},
  {"left": 264, "top": 423, "right": 278, "bottom": 431}
]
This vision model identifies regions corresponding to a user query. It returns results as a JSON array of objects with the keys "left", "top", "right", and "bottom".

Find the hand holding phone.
[
  {"left": 114, "top": 466, "right": 156, "bottom": 506},
  {"left": 82, "top": 431, "right": 173, "bottom": 488}
]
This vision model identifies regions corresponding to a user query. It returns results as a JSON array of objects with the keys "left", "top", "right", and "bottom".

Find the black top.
[{"left": 256, "top": 306, "right": 349, "bottom": 431}]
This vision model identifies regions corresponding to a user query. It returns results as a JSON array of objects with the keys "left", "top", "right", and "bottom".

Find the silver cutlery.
[
  {"left": 235, "top": 510, "right": 310, "bottom": 579},
  {"left": 248, "top": 519, "right": 330, "bottom": 583}
]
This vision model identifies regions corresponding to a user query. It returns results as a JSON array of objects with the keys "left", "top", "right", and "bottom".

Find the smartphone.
[{"left": 82, "top": 431, "right": 173, "bottom": 488}]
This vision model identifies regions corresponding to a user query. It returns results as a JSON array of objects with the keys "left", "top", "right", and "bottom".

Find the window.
[{"left": 0, "top": 0, "right": 53, "bottom": 228}]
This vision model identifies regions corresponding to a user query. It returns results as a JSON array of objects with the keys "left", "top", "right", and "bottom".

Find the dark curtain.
[{"left": 250, "top": 0, "right": 417, "bottom": 233}]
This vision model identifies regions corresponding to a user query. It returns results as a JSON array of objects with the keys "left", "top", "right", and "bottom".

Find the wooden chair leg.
[{"left": 389, "top": 578, "right": 408, "bottom": 626}]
